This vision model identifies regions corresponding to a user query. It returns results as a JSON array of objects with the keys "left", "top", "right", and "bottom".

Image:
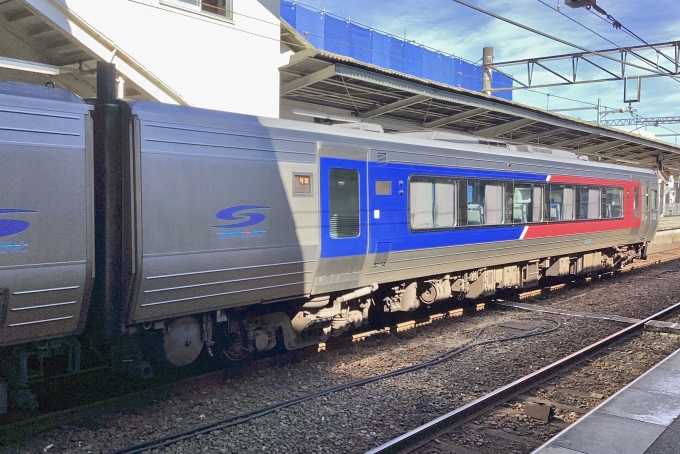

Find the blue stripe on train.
[{"left": 320, "top": 157, "right": 547, "bottom": 259}]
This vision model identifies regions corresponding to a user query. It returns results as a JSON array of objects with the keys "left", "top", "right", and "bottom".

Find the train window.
[
  {"left": 576, "top": 187, "right": 586, "bottom": 219},
  {"left": 409, "top": 177, "right": 457, "bottom": 230},
  {"left": 514, "top": 183, "right": 545, "bottom": 223},
  {"left": 575, "top": 187, "right": 600, "bottom": 220},
  {"left": 651, "top": 190, "right": 658, "bottom": 211},
  {"left": 601, "top": 187, "right": 624, "bottom": 219},
  {"left": 634, "top": 187, "right": 640, "bottom": 219},
  {"left": 468, "top": 181, "right": 505, "bottom": 225},
  {"left": 534, "top": 185, "right": 546, "bottom": 222},
  {"left": 293, "top": 173, "right": 312, "bottom": 195},
  {"left": 376, "top": 180, "right": 392, "bottom": 195},
  {"left": 329, "top": 169, "right": 360, "bottom": 238},
  {"left": 644, "top": 190, "right": 649, "bottom": 211},
  {"left": 587, "top": 188, "right": 601, "bottom": 219},
  {"left": 549, "top": 185, "right": 574, "bottom": 221}
]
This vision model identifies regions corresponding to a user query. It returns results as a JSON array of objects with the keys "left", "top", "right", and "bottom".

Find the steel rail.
[{"left": 365, "top": 300, "right": 680, "bottom": 454}]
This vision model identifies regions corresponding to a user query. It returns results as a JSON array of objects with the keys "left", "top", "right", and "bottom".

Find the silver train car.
[{"left": 0, "top": 79, "right": 659, "bottom": 411}]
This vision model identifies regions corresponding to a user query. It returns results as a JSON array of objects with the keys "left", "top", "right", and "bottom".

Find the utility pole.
[{"left": 482, "top": 47, "right": 493, "bottom": 96}]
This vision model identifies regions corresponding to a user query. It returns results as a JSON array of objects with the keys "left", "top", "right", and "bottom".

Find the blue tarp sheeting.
[
  {"left": 493, "top": 72, "right": 513, "bottom": 100},
  {"left": 403, "top": 41, "right": 423, "bottom": 78},
  {"left": 390, "top": 37, "right": 405, "bottom": 73},
  {"left": 281, "top": 0, "right": 512, "bottom": 99},
  {"left": 348, "top": 23, "right": 372, "bottom": 64},
  {"left": 422, "top": 48, "right": 441, "bottom": 83},
  {"left": 324, "top": 15, "right": 349, "bottom": 56},
  {"left": 372, "top": 31, "right": 391, "bottom": 69}
]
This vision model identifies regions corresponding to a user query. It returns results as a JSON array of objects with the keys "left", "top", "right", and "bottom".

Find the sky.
[{"left": 294, "top": 0, "right": 680, "bottom": 143}]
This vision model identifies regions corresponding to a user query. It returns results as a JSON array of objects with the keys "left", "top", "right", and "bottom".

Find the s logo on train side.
[
  {"left": 0, "top": 209, "right": 34, "bottom": 253},
  {"left": 213, "top": 205, "right": 268, "bottom": 239}
]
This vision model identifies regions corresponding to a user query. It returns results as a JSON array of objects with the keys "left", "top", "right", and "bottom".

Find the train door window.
[
  {"left": 644, "top": 186, "right": 649, "bottom": 211},
  {"left": 601, "top": 187, "right": 623, "bottom": 219},
  {"left": 409, "top": 177, "right": 457, "bottom": 230},
  {"left": 329, "top": 169, "right": 360, "bottom": 238},
  {"left": 634, "top": 187, "right": 640, "bottom": 219},
  {"left": 651, "top": 189, "right": 658, "bottom": 211}
]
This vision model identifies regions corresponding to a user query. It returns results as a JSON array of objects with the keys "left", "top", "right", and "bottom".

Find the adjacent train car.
[
  {"left": 0, "top": 80, "right": 659, "bottom": 412},
  {"left": 0, "top": 82, "right": 93, "bottom": 352}
]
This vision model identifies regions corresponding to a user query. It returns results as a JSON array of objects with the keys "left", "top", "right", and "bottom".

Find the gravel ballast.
[{"left": 7, "top": 256, "right": 680, "bottom": 454}]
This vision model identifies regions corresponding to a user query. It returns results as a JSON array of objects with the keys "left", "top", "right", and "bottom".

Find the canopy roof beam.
[
  {"left": 423, "top": 107, "right": 488, "bottom": 128},
  {"left": 474, "top": 118, "right": 535, "bottom": 138},
  {"left": 359, "top": 94, "right": 431, "bottom": 119}
]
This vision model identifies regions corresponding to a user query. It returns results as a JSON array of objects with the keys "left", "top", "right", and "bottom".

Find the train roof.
[
  {"left": 0, "top": 80, "right": 85, "bottom": 104},
  {"left": 127, "top": 99, "right": 657, "bottom": 179}
]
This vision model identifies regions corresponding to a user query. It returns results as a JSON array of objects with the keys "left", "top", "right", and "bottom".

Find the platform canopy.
[{"left": 280, "top": 46, "right": 680, "bottom": 173}]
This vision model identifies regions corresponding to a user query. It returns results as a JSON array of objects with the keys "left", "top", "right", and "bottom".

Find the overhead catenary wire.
[
  {"left": 536, "top": 0, "right": 680, "bottom": 84},
  {"left": 451, "top": 0, "right": 672, "bottom": 78},
  {"left": 584, "top": 6, "right": 678, "bottom": 69}
]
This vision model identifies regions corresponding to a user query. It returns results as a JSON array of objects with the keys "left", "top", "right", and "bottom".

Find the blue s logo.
[
  {"left": 214, "top": 206, "right": 268, "bottom": 228},
  {"left": 0, "top": 209, "right": 34, "bottom": 238}
]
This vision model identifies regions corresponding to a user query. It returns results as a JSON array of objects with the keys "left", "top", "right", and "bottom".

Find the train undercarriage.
[
  {"left": 122, "top": 244, "right": 645, "bottom": 372},
  {"left": 0, "top": 243, "right": 645, "bottom": 414}
]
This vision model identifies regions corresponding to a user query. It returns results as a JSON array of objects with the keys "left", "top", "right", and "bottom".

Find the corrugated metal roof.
[{"left": 280, "top": 33, "right": 680, "bottom": 172}]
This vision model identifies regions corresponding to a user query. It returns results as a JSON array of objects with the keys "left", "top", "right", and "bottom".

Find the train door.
[
  {"left": 629, "top": 178, "right": 641, "bottom": 241},
  {"left": 646, "top": 180, "right": 660, "bottom": 238},
  {"left": 312, "top": 143, "right": 369, "bottom": 295},
  {"left": 639, "top": 180, "right": 659, "bottom": 241}
]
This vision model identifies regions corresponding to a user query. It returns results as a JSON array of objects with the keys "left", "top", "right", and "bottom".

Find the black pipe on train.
[{"left": 88, "top": 61, "right": 125, "bottom": 346}]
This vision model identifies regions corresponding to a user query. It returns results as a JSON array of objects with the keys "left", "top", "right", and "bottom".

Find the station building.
[{"left": 1, "top": 0, "right": 680, "bottom": 189}]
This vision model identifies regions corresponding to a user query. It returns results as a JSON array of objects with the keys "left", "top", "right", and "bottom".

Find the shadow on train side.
[
  {"left": 0, "top": 65, "right": 323, "bottom": 413},
  {"left": 87, "top": 65, "right": 312, "bottom": 378}
]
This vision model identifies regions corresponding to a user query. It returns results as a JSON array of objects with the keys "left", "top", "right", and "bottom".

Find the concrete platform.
[
  {"left": 532, "top": 347, "right": 680, "bottom": 454},
  {"left": 659, "top": 216, "right": 680, "bottom": 232}
]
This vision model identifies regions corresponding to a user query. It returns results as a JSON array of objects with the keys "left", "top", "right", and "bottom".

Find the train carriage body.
[
  {"left": 0, "top": 83, "right": 93, "bottom": 348},
  {"left": 119, "top": 100, "right": 658, "bottom": 328}
]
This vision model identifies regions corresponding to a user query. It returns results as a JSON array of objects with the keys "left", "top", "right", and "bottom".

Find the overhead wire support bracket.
[{"left": 452, "top": 0, "right": 670, "bottom": 76}]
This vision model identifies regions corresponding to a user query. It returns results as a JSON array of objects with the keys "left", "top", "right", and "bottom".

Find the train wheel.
[
  {"left": 213, "top": 322, "right": 252, "bottom": 364},
  {"left": 162, "top": 316, "right": 205, "bottom": 367}
]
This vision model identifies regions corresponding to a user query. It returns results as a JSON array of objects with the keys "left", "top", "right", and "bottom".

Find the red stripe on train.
[
  {"left": 523, "top": 220, "right": 633, "bottom": 239},
  {"left": 549, "top": 175, "right": 631, "bottom": 186}
]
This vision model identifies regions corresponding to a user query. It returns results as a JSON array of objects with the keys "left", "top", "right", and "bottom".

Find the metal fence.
[{"left": 663, "top": 203, "right": 680, "bottom": 216}]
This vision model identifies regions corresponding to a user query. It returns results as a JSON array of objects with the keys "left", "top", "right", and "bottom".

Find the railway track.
[
  {"left": 366, "top": 302, "right": 680, "bottom": 454},
  {"left": 3, "top": 248, "right": 680, "bottom": 451}
]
